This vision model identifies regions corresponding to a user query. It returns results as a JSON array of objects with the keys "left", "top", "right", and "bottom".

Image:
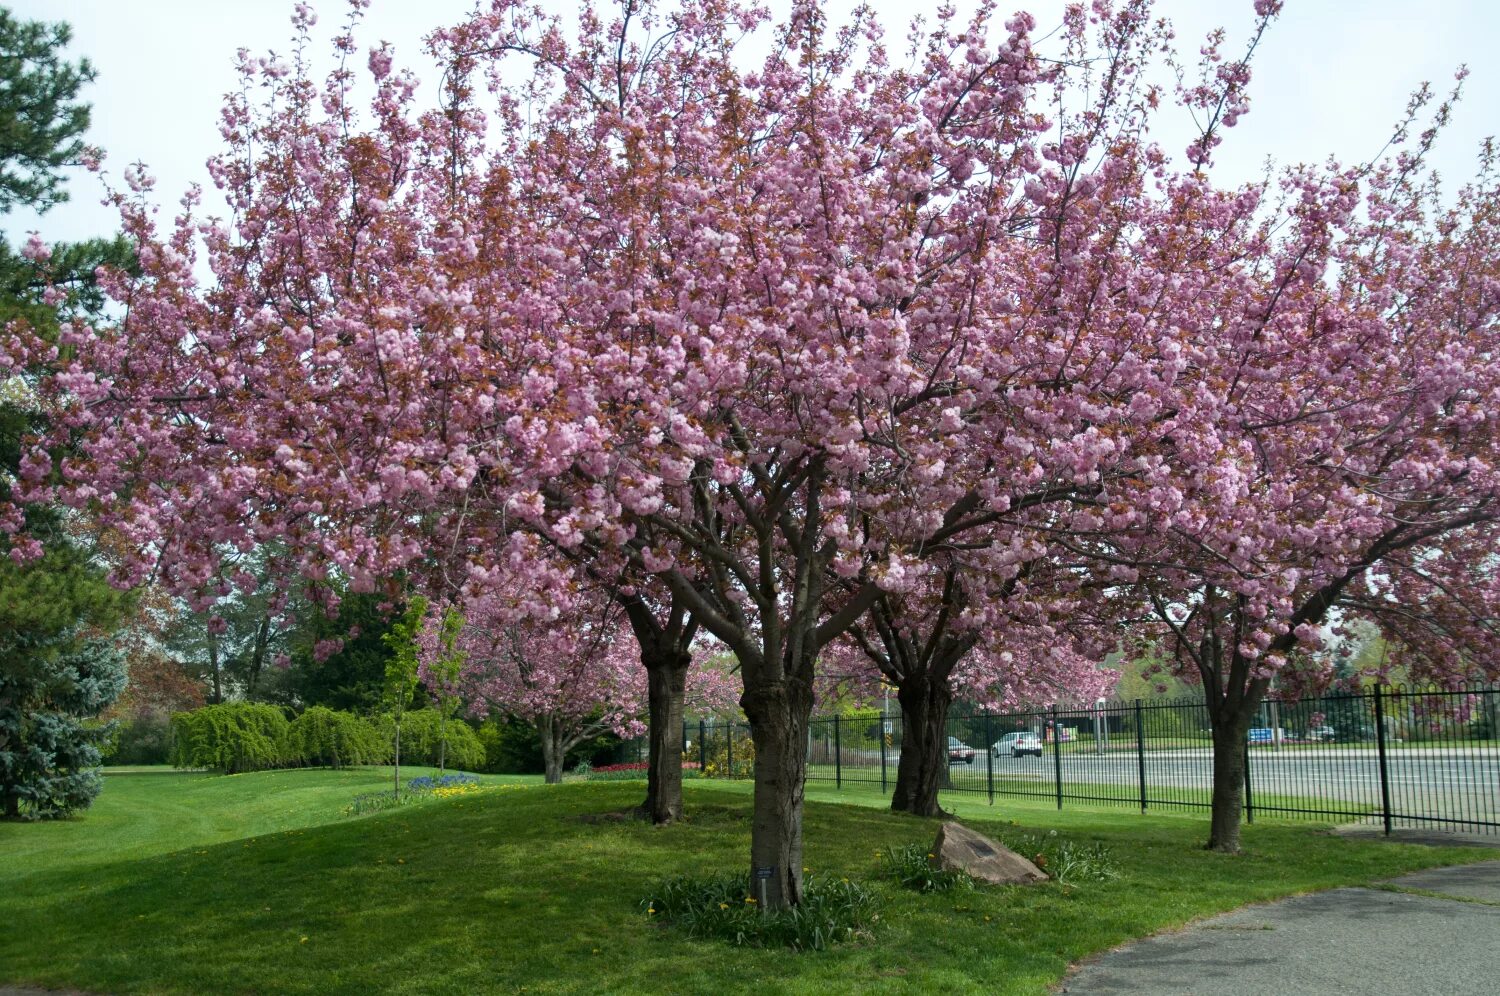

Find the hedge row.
[{"left": 169, "top": 704, "right": 484, "bottom": 774}]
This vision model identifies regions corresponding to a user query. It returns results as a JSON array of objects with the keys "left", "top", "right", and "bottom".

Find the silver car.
[{"left": 993, "top": 732, "right": 1043, "bottom": 758}]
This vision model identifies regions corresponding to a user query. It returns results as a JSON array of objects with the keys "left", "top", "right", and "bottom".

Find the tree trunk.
[
  {"left": 2, "top": 792, "right": 18, "bottom": 820},
  {"left": 208, "top": 628, "right": 223, "bottom": 704},
  {"left": 741, "top": 676, "right": 814, "bottom": 911},
  {"left": 247, "top": 613, "right": 271, "bottom": 697},
  {"left": 540, "top": 715, "right": 564, "bottom": 784},
  {"left": 640, "top": 648, "right": 691, "bottom": 824},
  {"left": 438, "top": 713, "right": 447, "bottom": 778},
  {"left": 1207, "top": 714, "right": 1250, "bottom": 852},
  {"left": 890, "top": 677, "right": 954, "bottom": 817},
  {"left": 393, "top": 721, "right": 401, "bottom": 798}
]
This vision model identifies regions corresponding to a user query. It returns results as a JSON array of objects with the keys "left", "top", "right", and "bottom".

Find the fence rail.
[{"left": 668, "top": 684, "right": 1500, "bottom": 835}]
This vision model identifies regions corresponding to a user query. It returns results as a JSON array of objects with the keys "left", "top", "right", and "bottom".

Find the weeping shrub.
[
  {"left": 283, "top": 706, "right": 389, "bottom": 768},
  {"left": 170, "top": 703, "right": 290, "bottom": 774},
  {"left": 376, "top": 709, "right": 485, "bottom": 771}
]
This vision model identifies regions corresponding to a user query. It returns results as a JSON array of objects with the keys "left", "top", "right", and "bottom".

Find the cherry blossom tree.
[
  {"left": 422, "top": 0, "right": 1222, "bottom": 907},
  {"left": 459, "top": 597, "right": 642, "bottom": 784},
  {"left": 1066, "top": 82, "right": 1500, "bottom": 852},
  {"left": 833, "top": 566, "right": 1118, "bottom": 817},
  {"left": 449, "top": 582, "right": 737, "bottom": 783},
  {"left": 0, "top": 0, "right": 1241, "bottom": 904},
  {"left": 11, "top": 0, "right": 1497, "bottom": 899}
]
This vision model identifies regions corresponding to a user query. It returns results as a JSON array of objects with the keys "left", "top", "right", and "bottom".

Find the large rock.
[{"left": 930, "top": 821, "right": 1048, "bottom": 885}]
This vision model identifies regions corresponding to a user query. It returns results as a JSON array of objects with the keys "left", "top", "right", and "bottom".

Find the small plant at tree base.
[
  {"left": 881, "top": 844, "right": 976, "bottom": 894},
  {"left": 641, "top": 872, "right": 880, "bottom": 951}
]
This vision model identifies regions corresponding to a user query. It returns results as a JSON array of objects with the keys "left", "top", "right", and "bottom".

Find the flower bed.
[{"left": 584, "top": 762, "right": 703, "bottom": 782}]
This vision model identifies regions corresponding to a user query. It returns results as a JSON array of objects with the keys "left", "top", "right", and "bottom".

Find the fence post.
[
  {"left": 726, "top": 719, "right": 734, "bottom": 780},
  {"left": 833, "top": 714, "right": 842, "bottom": 788},
  {"left": 699, "top": 719, "right": 707, "bottom": 775},
  {"left": 985, "top": 710, "right": 995, "bottom": 805},
  {"left": 880, "top": 711, "right": 888, "bottom": 794},
  {"left": 1374, "top": 685, "right": 1393, "bottom": 835},
  {"left": 1051, "top": 705, "right": 1064, "bottom": 810},
  {"left": 1243, "top": 728, "right": 1254, "bottom": 825},
  {"left": 1135, "top": 699, "right": 1147, "bottom": 813}
]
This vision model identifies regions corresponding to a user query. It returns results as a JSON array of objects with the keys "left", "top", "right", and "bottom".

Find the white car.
[{"left": 993, "top": 732, "right": 1043, "bottom": 758}]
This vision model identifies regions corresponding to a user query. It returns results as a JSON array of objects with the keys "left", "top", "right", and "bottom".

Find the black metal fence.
[{"left": 675, "top": 684, "right": 1500, "bottom": 835}]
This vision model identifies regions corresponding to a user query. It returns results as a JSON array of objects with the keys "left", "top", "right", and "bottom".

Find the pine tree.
[{"left": 0, "top": 6, "right": 132, "bottom": 819}]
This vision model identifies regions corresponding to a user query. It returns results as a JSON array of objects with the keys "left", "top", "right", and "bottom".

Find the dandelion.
[
  {"left": 300, "top": 936, "right": 309, "bottom": 944},
  {"left": 745, "top": 897, "right": 756, "bottom": 904},
  {"left": 648, "top": 907, "right": 656, "bottom": 914},
  {"left": 719, "top": 903, "right": 729, "bottom": 910}
]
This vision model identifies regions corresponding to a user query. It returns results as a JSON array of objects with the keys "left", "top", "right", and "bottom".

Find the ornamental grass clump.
[
  {"left": 881, "top": 844, "right": 975, "bottom": 894},
  {"left": 641, "top": 872, "right": 880, "bottom": 951},
  {"left": 343, "top": 790, "right": 424, "bottom": 817},
  {"left": 997, "top": 830, "right": 1118, "bottom": 884}
]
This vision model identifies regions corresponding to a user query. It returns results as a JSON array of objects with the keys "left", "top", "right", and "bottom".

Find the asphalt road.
[
  {"left": 829, "top": 746, "right": 1500, "bottom": 830},
  {"left": 1060, "top": 861, "right": 1500, "bottom": 996}
]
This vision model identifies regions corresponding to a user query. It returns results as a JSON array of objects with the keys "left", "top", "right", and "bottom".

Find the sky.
[{"left": 8, "top": 0, "right": 1499, "bottom": 248}]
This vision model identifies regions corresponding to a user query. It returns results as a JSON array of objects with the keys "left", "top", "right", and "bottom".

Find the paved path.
[
  {"left": 834, "top": 748, "right": 1500, "bottom": 830},
  {"left": 1060, "top": 860, "right": 1500, "bottom": 996}
]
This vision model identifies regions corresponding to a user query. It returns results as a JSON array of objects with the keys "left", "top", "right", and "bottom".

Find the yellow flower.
[
  {"left": 719, "top": 903, "right": 729, "bottom": 910},
  {"left": 299, "top": 936, "right": 309, "bottom": 944},
  {"left": 648, "top": 907, "right": 656, "bottom": 914},
  {"left": 745, "top": 897, "right": 756, "bottom": 904}
]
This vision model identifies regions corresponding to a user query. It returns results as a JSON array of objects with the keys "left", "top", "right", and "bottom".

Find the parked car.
[
  {"left": 993, "top": 732, "right": 1043, "bottom": 758},
  {"left": 947, "top": 736, "right": 977, "bottom": 764}
]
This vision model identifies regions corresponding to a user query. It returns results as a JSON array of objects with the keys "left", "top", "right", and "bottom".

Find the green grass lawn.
[
  {"left": 1, "top": 767, "right": 1494, "bottom": 995},
  {"left": 795, "top": 764, "right": 1375, "bottom": 819}
]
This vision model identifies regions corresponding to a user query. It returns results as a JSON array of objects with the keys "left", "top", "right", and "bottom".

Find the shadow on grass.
[{"left": 2, "top": 781, "right": 1494, "bottom": 996}]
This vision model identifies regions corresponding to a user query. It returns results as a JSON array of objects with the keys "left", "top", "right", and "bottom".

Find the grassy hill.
[{"left": 0, "top": 767, "right": 1491, "bottom": 994}]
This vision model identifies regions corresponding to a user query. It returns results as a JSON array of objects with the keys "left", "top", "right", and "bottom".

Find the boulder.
[{"left": 930, "top": 821, "right": 1048, "bottom": 885}]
